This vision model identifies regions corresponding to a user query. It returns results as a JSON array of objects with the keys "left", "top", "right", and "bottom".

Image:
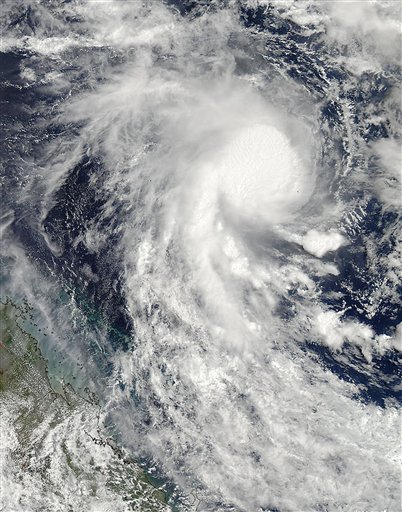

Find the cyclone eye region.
[
  {"left": 1, "top": 1, "right": 401, "bottom": 512},
  {"left": 216, "top": 124, "right": 312, "bottom": 223}
]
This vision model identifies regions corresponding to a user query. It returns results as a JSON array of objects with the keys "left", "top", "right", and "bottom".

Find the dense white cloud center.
[{"left": 215, "top": 124, "right": 313, "bottom": 222}]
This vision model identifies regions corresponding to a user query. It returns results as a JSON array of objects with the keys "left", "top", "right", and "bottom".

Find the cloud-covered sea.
[{"left": 1, "top": 1, "right": 401, "bottom": 510}]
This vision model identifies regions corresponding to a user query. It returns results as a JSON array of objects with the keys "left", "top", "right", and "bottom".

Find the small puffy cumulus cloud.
[
  {"left": 313, "top": 309, "right": 402, "bottom": 361},
  {"left": 376, "top": 322, "right": 402, "bottom": 353},
  {"left": 302, "top": 229, "right": 348, "bottom": 258},
  {"left": 314, "top": 309, "right": 374, "bottom": 351},
  {"left": 19, "top": 66, "right": 37, "bottom": 83}
]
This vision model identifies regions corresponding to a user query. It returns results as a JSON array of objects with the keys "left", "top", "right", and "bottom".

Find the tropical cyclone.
[{"left": 0, "top": 0, "right": 401, "bottom": 511}]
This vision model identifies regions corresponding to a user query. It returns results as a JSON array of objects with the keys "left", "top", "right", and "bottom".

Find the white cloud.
[
  {"left": 303, "top": 229, "right": 348, "bottom": 258},
  {"left": 313, "top": 308, "right": 401, "bottom": 361},
  {"left": 2, "top": 1, "right": 400, "bottom": 510},
  {"left": 372, "top": 137, "right": 402, "bottom": 208}
]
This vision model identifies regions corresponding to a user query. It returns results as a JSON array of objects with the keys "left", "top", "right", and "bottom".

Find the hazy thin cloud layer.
[{"left": 0, "top": 1, "right": 401, "bottom": 511}]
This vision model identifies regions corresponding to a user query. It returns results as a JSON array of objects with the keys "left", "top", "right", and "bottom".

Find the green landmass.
[{"left": 0, "top": 300, "right": 169, "bottom": 511}]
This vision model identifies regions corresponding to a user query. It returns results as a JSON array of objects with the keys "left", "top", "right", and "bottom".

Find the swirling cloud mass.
[{"left": 0, "top": 1, "right": 401, "bottom": 511}]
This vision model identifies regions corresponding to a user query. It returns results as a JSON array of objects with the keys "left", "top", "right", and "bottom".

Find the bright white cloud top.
[
  {"left": 303, "top": 229, "right": 347, "bottom": 258},
  {"left": 216, "top": 124, "right": 313, "bottom": 222}
]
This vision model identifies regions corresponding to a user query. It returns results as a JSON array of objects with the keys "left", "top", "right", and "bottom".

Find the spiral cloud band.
[{"left": 0, "top": 1, "right": 401, "bottom": 511}]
